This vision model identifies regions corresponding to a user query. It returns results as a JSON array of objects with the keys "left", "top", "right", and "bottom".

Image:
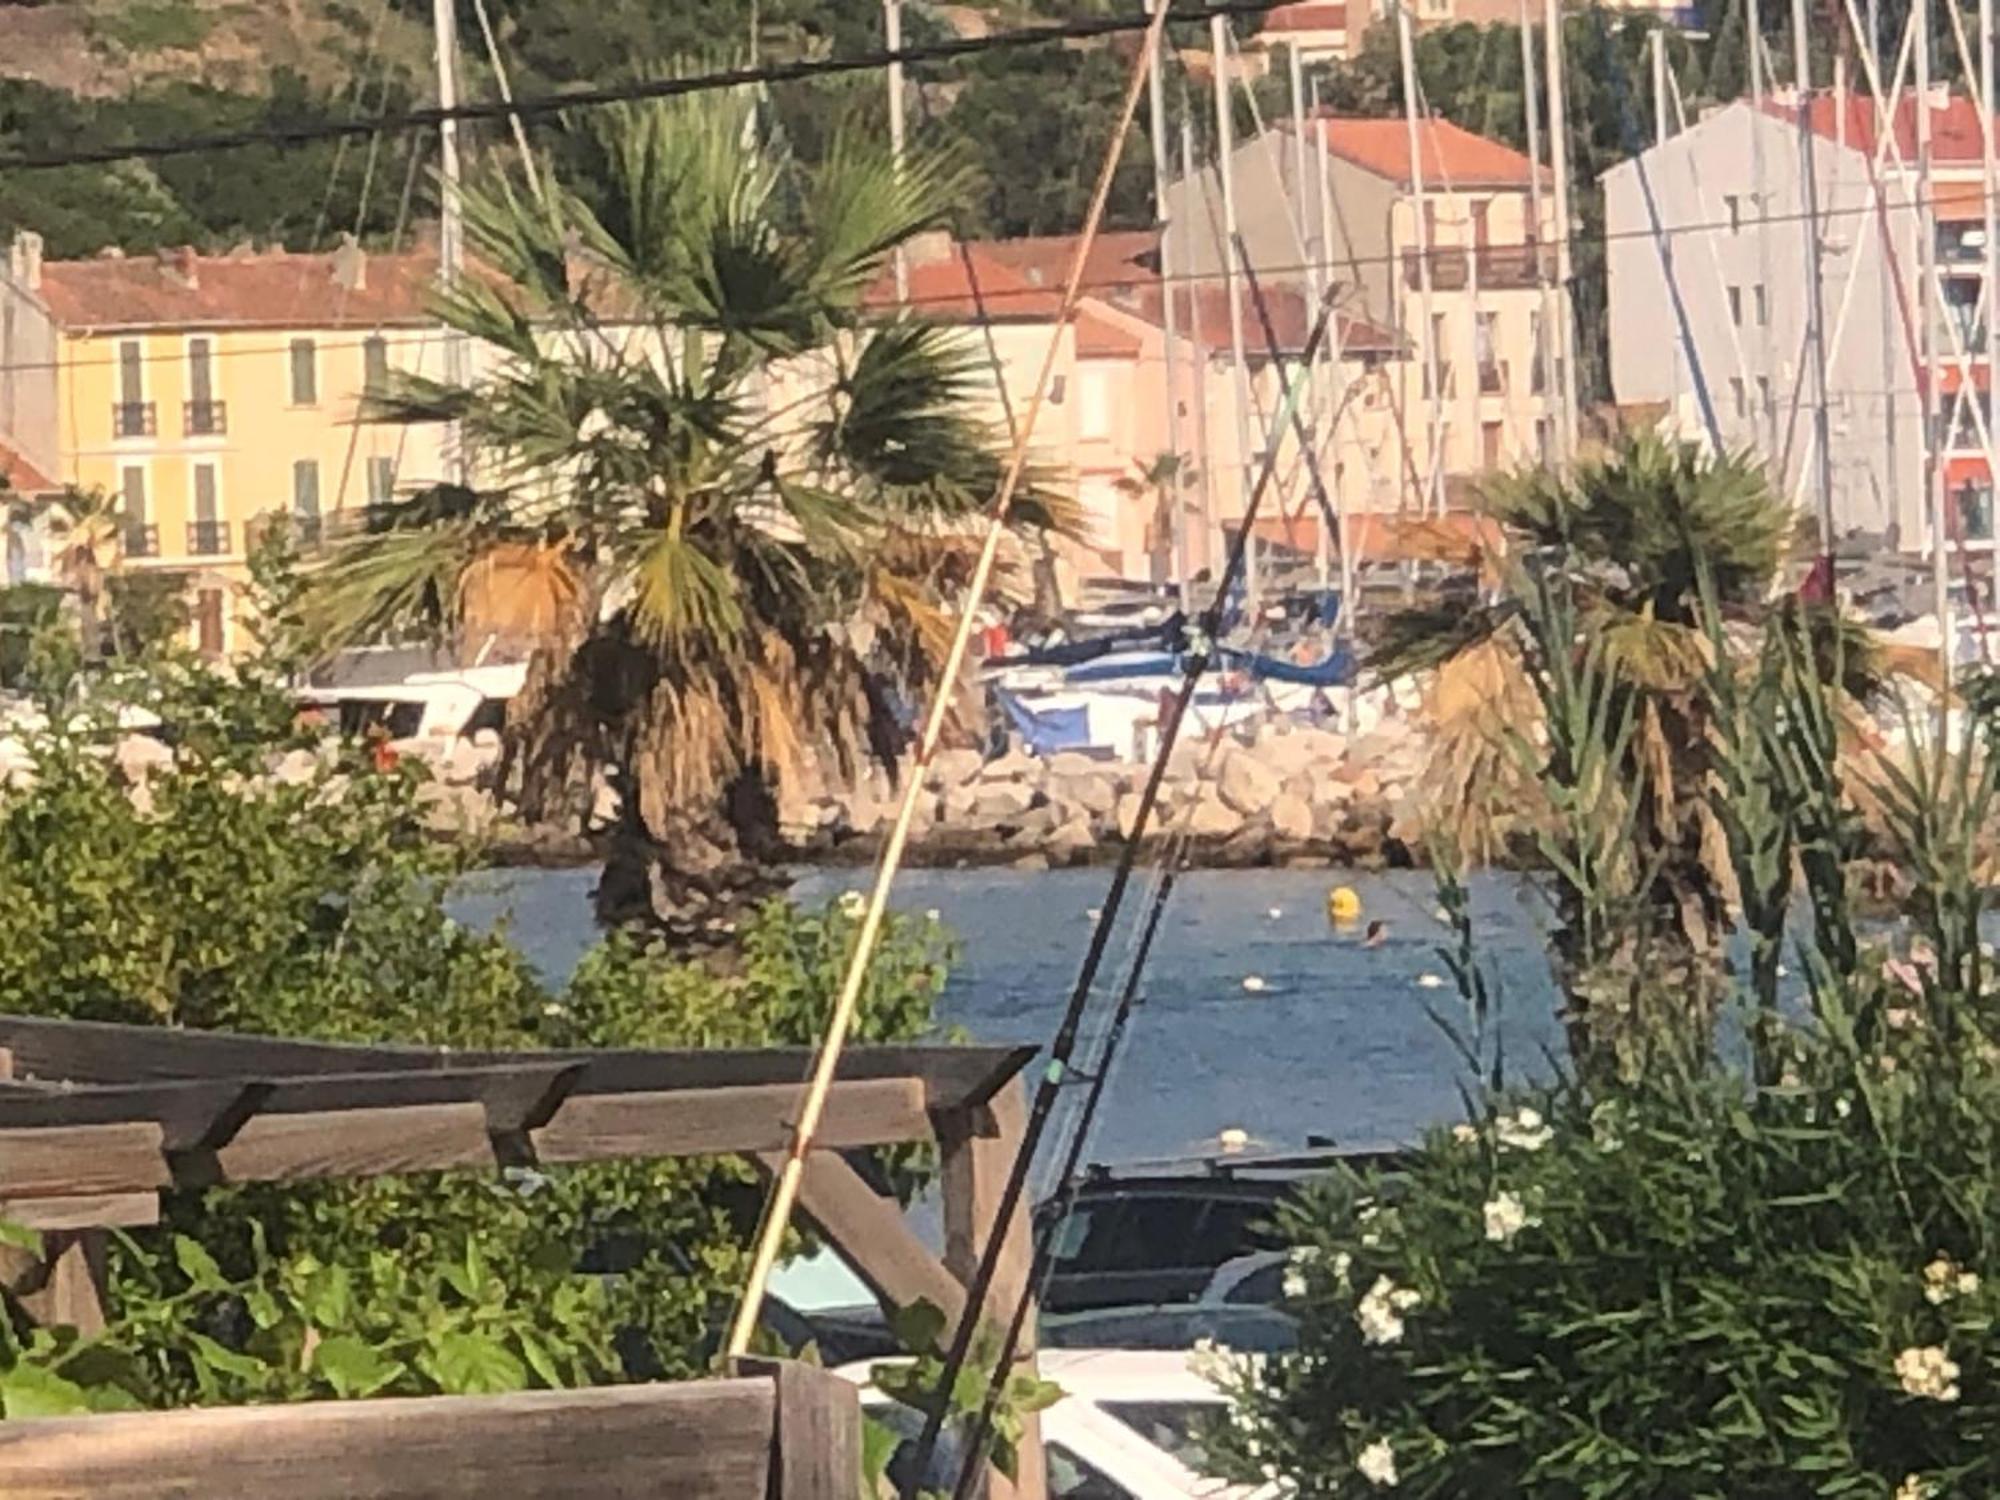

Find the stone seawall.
[{"left": 783, "top": 720, "right": 1432, "bottom": 869}]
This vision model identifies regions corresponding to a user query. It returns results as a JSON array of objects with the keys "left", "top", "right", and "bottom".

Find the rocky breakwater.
[{"left": 795, "top": 720, "right": 1430, "bottom": 869}]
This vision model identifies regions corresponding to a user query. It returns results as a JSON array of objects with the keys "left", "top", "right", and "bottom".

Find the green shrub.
[{"left": 0, "top": 658, "right": 952, "bottom": 1408}]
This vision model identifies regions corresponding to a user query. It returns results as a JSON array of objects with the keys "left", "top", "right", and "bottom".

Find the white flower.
[
  {"left": 836, "top": 890, "right": 866, "bottom": 918},
  {"left": 1451, "top": 1122, "right": 1479, "bottom": 1145},
  {"left": 1331, "top": 1250, "right": 1353, "bottom": 1282},
  {"left": 1922, "top": 1255, "right": 1980, "bottom": 1305},
  {"left": 1186, "top": 1336, "right": 1232, "bottom": 1384},
  {"left": 1834, "top": 1095, "right": 1854, "bottom": 1119},
  {"left": 1496, "top": 1107, "right": 1553, "bottom": 1152},
  {"left": 1483, "top": 1190, "right": 1536, "bottom": 1245},
  {"left": 1356, "top": 1275, "right": 1420, "bottom": 1346},
  {"left": 1356, "top": 1437, "right": 1399, "bottom": 1488},
  {"left": 1894, "top": 1345, "right": 1962, "bottom": 1403},
  {"left": 1283, "top": 1266, "right": 1307, "bottom": 1299},
  {"left": 1895, "top": 1476, "right": 1935, "bottom": 1500},
  {"left": 924, "top": 908, "right": 941, "bottom": 923}
]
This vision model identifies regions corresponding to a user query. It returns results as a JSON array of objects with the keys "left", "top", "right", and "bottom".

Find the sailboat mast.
[
  {"left": 1983, "top": 0, "right": 1998, "bottom": 654},
  {"left": 1793, "top": 0, "right": 1837, "bottom": 567},
  {"left": 1916, "top": 0, "right": 1952, "bottom": 692},
  {"left": 1213, "top": 13, "right": 1262, "bottom": 602},
  {"left": 432, "top": 0, "right": 466, "bottom": 485},
  {"left": 886, "top": 0, "right": 908, "bottom": 302},
  {"left": 1288, "top": 41, "right": 1331, "bottom": 586},
  {"left": 1311, "top": 78, "right": 1355, "bottom": 650},
  {"left": 1183, "top": 114, "right": 1219, "bottom": 581},
  {"left": 1520, "top": 0, "right": 1558, "bottom": 462},
  {"left": 1543, "top": 0, "right": 1579, "bottom": 459},
  {"left": 1145, "top": 0, "right": 1187, "bottom": 602},
  {"left": 1397, "top": 1, "right": 1445, "bottom": 515}
]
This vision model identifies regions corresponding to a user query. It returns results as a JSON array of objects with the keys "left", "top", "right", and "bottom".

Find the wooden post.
[{"left": 936, "top": 1079, "right": 1044, "bottom": 1500}]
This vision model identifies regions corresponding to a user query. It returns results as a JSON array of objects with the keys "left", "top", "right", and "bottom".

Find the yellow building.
[{"left": 3, "top": 235, "right": 453, "bottom": 656}]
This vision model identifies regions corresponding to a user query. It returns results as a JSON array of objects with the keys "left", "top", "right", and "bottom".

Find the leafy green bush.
[
  {"left": 0, "top": 658, "right": 952, "bottom": 1407},
  {"left": 1212, "top": 993, "right": 1999, "bottom": 1496}
]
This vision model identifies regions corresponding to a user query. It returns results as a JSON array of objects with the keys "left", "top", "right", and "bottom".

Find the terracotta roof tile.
[
  {"left": 1305, "top": 114, "right": 1546, "bottom": 189},
  {"left": 1765, "top": 91, "right": 1999, "bottom": 167},
  {"left": 1259, "top": 1, "right": 1349, "bottom": 33},
  {"left": 862, "top": 245, "right": 1066, "bottom": 322},
  {"left": 0, "top": 439, "right": 56, "bottom": 494},
  {"left": 37, "top": 247, "right": 446, "bottom": 331}
]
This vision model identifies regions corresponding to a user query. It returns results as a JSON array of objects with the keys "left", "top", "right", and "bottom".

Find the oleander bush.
[{"left": 1214, "top": 447, "right": 1999, "bottom": 1496}]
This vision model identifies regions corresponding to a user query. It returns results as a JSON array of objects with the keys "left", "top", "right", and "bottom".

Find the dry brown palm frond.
[
  {"left": 1415, "top": 634, "right": 1544, "bottom": 862},
  {"left": 743, "top": 634, "right": 810, "bottom": 790},
  {"left": 458, "top": 541, "right": 585, "bottom": 647}
]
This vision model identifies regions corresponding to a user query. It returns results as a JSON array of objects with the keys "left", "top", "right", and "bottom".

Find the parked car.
[
  {"left": 842, "top": 1347, "right": 1263, "bottom": 1499},
  {"left": 1042, "top": 1251, "right": 1296, "bottom": 1354},
  {"left": 1034, "top": 1147, "right": 1392, "bottom": 1314}
]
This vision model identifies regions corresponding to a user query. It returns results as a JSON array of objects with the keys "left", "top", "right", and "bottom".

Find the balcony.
[
  {"left": 183, "top": 400, "right": 228, "bottom": 437},
  {"left": 123, "top": 523, "right": 160, "bottom": 558},
  {"left": 1476, "top": 244, "right": 1554, "bottom": 289},
  {"left": 1932, "top": 405, "right": 1993, "bottom": 451},
  {"left": 112, "top": 402, "right": 157, "bottom": 439},
  {"left": 1478, "top": 360, "right": 1505, "bottom": 396},
  {"left": 1404, "top": 248, "right": 1469, "bottom": 291},
  {"left": 187, "top": 520, "right": 231, "bottom": 556},
  {"left": 293, "top": 513, "right": 323, "bottom": 545}
]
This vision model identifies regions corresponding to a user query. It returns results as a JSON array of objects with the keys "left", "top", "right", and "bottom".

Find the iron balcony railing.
[
  {"left": 112, "top": 402, "right": 157, "bottom": 439},
  {"left": 186, "top": 520, "right": 231, "bottom": 556},
  {"left": 123, "top": 523, "right": 160, "bottom": 558},
  {"left": 183, "top": 400, "right": 227, "bottom": 437}
]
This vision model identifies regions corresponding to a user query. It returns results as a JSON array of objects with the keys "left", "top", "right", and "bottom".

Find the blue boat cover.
[
  {"left": 1216, "top": 642, "right": 1357, "bottom": 687},
  {"left": 995, "top": 689, "right": 1093, "bottom": 756}
]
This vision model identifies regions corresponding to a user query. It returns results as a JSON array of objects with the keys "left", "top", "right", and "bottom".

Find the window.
[
  {"left": 1731, "top": 377, "right": 1747, "bottom": 419},
  {"left": 194, "top": 588, "right": 224, "bottom": 658},
  {"left": 1754, "top": 285, "right": 1770, "bottom": 326},
  {"left": 293, "top": 459, "right": 321, "bottom": 518},
  {"left": 1726, "top": 194, "right": 1742, "bottom": 232},
  {"left": 118, "top": 339, "right": 143, "bottom": 406},
  {"left": 1471, "top": 198, "right": 1491, "bottom": 249},
  {"left": 1728, "top": 285, "right": 1743, "bottom": 327},
  {"left": 1482, "top": 419, "right": 1504, "bottom": 469},
  {"left": 188, "top": 337, "right": 213, "bottom": 405},
  {"left": 1529, "top": 309, "right": 1546, "bottom": 393},
  {"left": 1427, "top": 312, "right": 1452, "bottom": 398},
  {"left": 367, "top": 455, "right": 396, "bottom": 505},
  {"left": 289, "top": 338, "right": 318, "bottom": 405},
  {"left": 364, "top": 334, "right": 390, "bottom": 395},
  {"left": 1756, "top": 375, "right": 1772, "bottom": 414},
  {"left": 193, "top": 463, "right": 217, "bottom": 522},
  {"left": 1078, "top": 369, "right": 1112, "bottom": 440},
  {"left": 1476, "top": 311, "right": 1501, "bottom": 393},
  {"left": 1422, "top": 198, "right": 1440, "bottom": 247},
  {"left": 1958, "top": 481, "right": 1995, "bottom": 541},
  {"left": 121, "top": 465, "right": 155, "bottom": 556}
]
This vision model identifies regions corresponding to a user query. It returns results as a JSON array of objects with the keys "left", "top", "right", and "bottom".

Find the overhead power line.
[{"left": 0, "top": 0, "right": 1291, "bottom": 174}]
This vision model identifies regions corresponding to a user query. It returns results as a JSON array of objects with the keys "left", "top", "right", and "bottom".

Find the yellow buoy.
[{"left": 1327, "top": 885, "right": 1362, "bottom": 923}]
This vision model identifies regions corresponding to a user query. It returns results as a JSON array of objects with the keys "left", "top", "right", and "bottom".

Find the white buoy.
[
  {"left": 1434, "top": 906, "right": 1451, "bottom": 924},
  {"left": 1087, "top": 907, "right": 1102, "bottom": 923},
  {"left": 1241, "top": 975, "right": 1268, "bottom": 993},
  {"left": 1416, "top": 973, "right": 1446, "bottom": 989},
  {"left": 1218, "top": 1126, "right": 1250, "bottom": 1154},
  {"left": 1267, "top": 906, "right": 1283, "bottom": 920},
  {"left": 1775, "top": 963, "right": 1789, "bottom": 978}
]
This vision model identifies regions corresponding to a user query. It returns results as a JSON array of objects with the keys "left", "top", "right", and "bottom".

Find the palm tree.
[
  {"left": 36, "top": 485, "right": 127, "bottom": 659},
  {"left": 302, "top": 94, "right": 1072, "bottom": 942},
  {"left": 1374, "top": 428, "right": 1865, "bottom": 1070}
]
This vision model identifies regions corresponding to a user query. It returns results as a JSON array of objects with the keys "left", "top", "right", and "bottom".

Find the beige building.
[{"left": 1163, "top": 114, "right": 1562, "bottom": 529}]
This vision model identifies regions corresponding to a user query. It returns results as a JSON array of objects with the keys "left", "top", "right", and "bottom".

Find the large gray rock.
[
  {"left": 1269, "top": 791, "right": 1314, "bottom": 843},
  {"left": 1217, "top": 750, "right": 1283, "bottom": 816},
  {"left": 926, "top": 747, "right": 986, "bottom": 789},
  {"left": 1046, "top": 816, "right": 1099, "bottom": 862},
  {"left": 1188, "top": 790, "right": 1239, "bottom": 839},
  {"left": 971, "top": 782, "right": 1036, "bottom": 821},
  {"left": 1061, "top": 774, "right": 1118, "bottom": 818}
]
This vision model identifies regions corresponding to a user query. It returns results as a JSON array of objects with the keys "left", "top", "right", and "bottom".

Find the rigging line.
[
  {"left": 1236, "top": 236, "right": 1345, "bottom": 555},
  {"left": 722, "top": 0, "right": 1178, "bottom": 1380},
  {"left": 30, "top": 179, "right": 2000, "bottom": 385},
  {"left": 287, "top": 0, "right": 399, "bottom": 317},
  {"left": 906, "top": 283, "right": 1343, "bottom": 1500},
  {"left": 0, "top": 0, "right": 1291, "bottom": 174},
  {"left": 1593, "top": 5, "right": 1725, "bottom": 449},
  {"left": 469, "top": 0, "right": 548, "bottom": 205}
]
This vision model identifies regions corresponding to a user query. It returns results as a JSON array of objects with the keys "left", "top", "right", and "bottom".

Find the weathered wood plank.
[
  {"left": 0, "top": 1123, "right": 169, "bottom": 1197},
  {"left": 764, "top": 1361, "right": 862, "bottom": 1500},
  {"left": 534, "top": 1078, "right": 931, "bottom": 1163},
  {"left": 0, "top": 1193, "right": 158, "bottom": 1231},
  {"left": 937, "top": 1080, "right": 1044, "bottom": 1500},
  {"left": 0, "top": 1376, "right": 798, "bottom": 1499},
  {"left": 760, "top": 1150, "right": 967, "bottom": 1326},
  {"left": 0, "top": 1015, "right": 1032, "bottom": 1114},
  {"left": 209, "top": 1102, "right": 497, "bottom": 1185}
]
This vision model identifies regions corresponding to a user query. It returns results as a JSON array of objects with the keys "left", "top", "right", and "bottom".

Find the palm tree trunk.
[{"left": 594, "top": 766, "right": 789, "bottom": 943}]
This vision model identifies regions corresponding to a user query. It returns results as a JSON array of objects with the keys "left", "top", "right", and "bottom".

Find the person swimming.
[{"left": 1362, "top": 920, "right": 1389, "bottom": 949}]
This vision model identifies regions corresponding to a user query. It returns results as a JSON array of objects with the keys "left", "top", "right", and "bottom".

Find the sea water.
[{"left": 449, "top": 865, "right": 1564, "bottom": 1165}]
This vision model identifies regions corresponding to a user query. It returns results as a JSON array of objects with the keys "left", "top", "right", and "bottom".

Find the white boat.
[{"left": 297, "top": 655, "right": 528, "bottom": 750}]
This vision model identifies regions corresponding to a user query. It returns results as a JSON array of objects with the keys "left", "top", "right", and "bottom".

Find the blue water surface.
[{"left": 450, "top": 865, "right": 1565, "bottom": 1166}]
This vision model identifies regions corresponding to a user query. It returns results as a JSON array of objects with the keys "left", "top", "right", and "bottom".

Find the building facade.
[
  {"left": 1604, "top": 92, "right": 1989, "bottom": 559},
  {"left": 1163, "top": 113, "right": 1560, "bottom": 521}
]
